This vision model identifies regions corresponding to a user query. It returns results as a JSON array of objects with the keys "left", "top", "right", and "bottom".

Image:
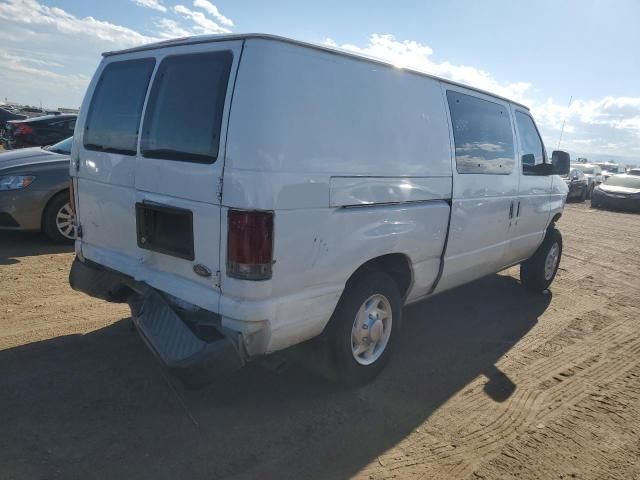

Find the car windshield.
[
  {"left": 573, "top": 165, "right": 595, "bottom": 174},
  {"left": 46, "top": 136, "right": 73, "bottom": 155},
  {"left": 605, "top": 175, "right": 640, "bottom": 189}
]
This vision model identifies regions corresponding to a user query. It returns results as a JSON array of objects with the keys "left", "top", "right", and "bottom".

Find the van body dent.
[{"left": 69, "top": 34, "right": 569, "bottom": 384}]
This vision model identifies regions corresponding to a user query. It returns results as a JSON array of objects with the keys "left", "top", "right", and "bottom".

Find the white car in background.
[{"left": 595, "top": 162, "right": 624, "bottom": 182}]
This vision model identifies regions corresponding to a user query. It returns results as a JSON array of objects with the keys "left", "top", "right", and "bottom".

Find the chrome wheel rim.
[
  {"left": 55, "top": 202, "right": 76, "bottom": 239},
  {"left": 544, "top": 242, "right": 560, "bottom": 281},
  {"left": 351, "top": 294, "right": 393, "bottom": 366}
]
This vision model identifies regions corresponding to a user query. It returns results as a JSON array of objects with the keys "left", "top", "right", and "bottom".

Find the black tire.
[
  {"left": 325, "top": 272, "right": 402, "bottom": 386},
  {"left": 520, "top": 227, "right": 562, "bottom": 293},
  {"left": 42, "top": 191, "right": 75, "bottom": 244}
]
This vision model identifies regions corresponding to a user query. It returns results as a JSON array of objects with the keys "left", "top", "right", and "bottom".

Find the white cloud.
[
  {"left": 0, "top": 0, "right": 235, "bottom": 108},
  {"left": 173, "top": 4, "right": 231, "bottom": 34},
  {"left": 0, "top": 0, "right": 155, "bottom": 48},
  {"left": 154, "top": 18, "right": 193, "bottom": 39},
  {"left": 131, "top": 0, "right": 167, "bottom": 13},
  {"left": 326, "top": 34, "right": 531, "bottom": 103},
  {"left": 193, "top": 0, "right": 233, "bottom": 27},
  {"left": 327, "top": 34, "right": 640, "bottom": 162}
]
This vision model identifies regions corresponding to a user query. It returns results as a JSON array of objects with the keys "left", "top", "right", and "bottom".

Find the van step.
[{"left": 131, "top": 290, "right": 244, "bottom": 377}]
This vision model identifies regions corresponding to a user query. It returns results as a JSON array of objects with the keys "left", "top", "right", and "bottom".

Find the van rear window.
[
  {"left": 141, "top": 51, "right": 233, "bottom": 164},
  {"left": 84, "top": 58, "right": 155, "bottom": 155},
  {"left": 447, "top": 91, "right": 515, "bottom": 175}
]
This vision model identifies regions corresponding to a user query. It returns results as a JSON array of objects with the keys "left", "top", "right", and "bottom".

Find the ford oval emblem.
[{"left": 193, "top": 264, "right": 212, "bottom": 278}]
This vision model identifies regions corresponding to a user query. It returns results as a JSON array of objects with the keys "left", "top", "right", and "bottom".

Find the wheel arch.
[
  {"left": 548, "top": 212, "right": 562, "bottom": 229},
  {"left": 40, "top": 188, "right": 70, "bottom": 230},
  {"left": 344, "top": 253, "right": 414, "bottom": 301}
]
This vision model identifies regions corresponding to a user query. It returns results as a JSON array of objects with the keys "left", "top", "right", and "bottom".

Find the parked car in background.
[
  {"left": 0, "top": 107, "right": 27, "bottom": 141},
  {"left": 69, "top": 34, "right": 570, "bottom": 386},
  {"left": 570, "top": 163, "right": 603, "bottom": 198},
  {"left": 0, "top": 136, "right": 75, "bottom": 243},
  {"left": 591, "top": 174, "right": 640, "bottom": 212},
  {"left": 562, "top": 167, "right": 588, "bottom": 201},
  {"left": 595, "top": 162, "right": 624, "bottom": 182},
  {"left": 3, "top": 114, "right": 77, "bottom": 150},
  {"left": 628, "top": 168, "right": 640, "bottom": 176}
]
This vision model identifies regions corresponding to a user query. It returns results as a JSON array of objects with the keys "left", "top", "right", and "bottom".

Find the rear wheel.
[
  {"left": 326, "top": 272, "right": 402, "bottom": 385},
  {"left": 42, "top": 191, "right": 75, "bottom": 244},
  {"left": 520, "top": 228, "right": 562, "bottom": 293}
]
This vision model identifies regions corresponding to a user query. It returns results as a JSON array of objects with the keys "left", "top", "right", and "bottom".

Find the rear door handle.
[
  {"left": 516, "top": 201, "right": 521, "bottom": 217},
  {"left": 509, "top": 201, "right": 514, "bottom": 219}
]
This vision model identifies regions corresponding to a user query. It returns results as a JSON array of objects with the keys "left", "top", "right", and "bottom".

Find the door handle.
[
  {"left": 516, "top": 201, "right": 521, "bottom": 217},
  {"left": 509, "top": 201, "right": 514, "bottom": 219}
]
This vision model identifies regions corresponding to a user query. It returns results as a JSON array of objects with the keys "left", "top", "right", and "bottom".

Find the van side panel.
[
  {"left": 222, "top": 38, "right": 453, "bottom": 351},
  {"left": 225, "top": 38, "right": 452, "bottom": 181}
]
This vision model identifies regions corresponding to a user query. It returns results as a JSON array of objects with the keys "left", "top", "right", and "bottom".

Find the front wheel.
[
  {"left": 326, "top": 272, "right": 402, "bottom": 385},
  {"left": 520, "top": 228, "right": 562, "bottom": 293}
]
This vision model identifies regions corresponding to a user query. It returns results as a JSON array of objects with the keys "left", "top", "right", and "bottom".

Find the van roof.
[{"left": 103, "top": 33, "right": 530, "bottom": 110}]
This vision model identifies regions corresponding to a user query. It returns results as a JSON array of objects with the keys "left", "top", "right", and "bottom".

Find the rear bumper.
[{"left": 69, "top": 257, "right": 246, "bottom": 382}]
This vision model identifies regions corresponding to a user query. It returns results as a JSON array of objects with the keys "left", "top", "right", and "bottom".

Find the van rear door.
[{"left": 75, "top": 41, "right": 242, "bottom": 311}]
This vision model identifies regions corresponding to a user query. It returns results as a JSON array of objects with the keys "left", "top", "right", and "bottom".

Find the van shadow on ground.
[
  {"left": 0, "top": 231, "right": 73, "bottom": 265},
  {"left": 0, "top": 274, "right": 550, "bottom": 480}
]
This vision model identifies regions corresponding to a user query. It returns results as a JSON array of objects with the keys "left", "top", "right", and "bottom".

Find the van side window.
[
  {"left": 84, "top": 58, "right": 155, "bottom": 155},
  {"left": 515, "top": 111, "right": 546, "bottom": 174},
  {"left": 446, "top": 90, "right": 515, "bottom": 174},
  {"left": 141, "top": 51, "right": 233, "bottom": 164}
]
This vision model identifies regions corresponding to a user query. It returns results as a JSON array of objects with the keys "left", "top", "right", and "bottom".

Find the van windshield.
[{"left": 141, "top": 51, "right": 232, "bottom": 164}]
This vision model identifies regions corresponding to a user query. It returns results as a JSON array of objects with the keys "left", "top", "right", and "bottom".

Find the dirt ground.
[{"left": 1, "top": 203, "right": 639, "bottom": 480}]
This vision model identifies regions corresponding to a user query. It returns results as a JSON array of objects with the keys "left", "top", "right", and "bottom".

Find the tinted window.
[
  {"left": 141, "top": 51, "right": 233, "bottom": 163},
  {"left": 84, "top": 58, "right": 155, "bottom": 155},
  {"left": 515, "top": 111, "right": 545, "bottom": 173},
  {"left": 447, "top": 91, "right": 515, "bottom": 174}
]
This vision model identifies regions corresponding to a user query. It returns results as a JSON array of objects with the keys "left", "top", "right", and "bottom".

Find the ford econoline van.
[{"left": 69, "top": 34, "right": 570, "bottom": 385}]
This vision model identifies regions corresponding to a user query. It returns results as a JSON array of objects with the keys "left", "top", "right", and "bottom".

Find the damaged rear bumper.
[{"left": 69, "top": 257, "right": 246, "bottom": 382}]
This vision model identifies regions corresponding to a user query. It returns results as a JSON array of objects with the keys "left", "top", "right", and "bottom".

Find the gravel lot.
[{"left": 1, "top": 203, "right": 639, "bottom": 480}]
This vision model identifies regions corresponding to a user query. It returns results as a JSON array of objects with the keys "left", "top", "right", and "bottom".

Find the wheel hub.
[
  {"left": 351, "top": 294, "right": 393, "bottom": 366},
  {"left": 544, "top": 242, "right": 560, "bottom": 280},
  {"left": 56, "top": 202, "right": 76, "bottom": 240}
]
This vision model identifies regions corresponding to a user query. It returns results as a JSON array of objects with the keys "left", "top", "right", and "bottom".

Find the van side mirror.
[{"left": 551, "top": 150, "right": 570, "bottom": 176}]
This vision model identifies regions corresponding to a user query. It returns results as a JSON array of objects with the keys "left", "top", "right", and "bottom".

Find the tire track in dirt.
[
  {"left": 469, "top": 366, "right": 640, "bottom": 480},
  {"left": 359, "top": 297, "right": 640, "bottom": 479}
]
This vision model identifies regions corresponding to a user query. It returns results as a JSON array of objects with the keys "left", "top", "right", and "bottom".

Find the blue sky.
[{"left": 1, "top": 0, "right": 638, "bottom": 163}]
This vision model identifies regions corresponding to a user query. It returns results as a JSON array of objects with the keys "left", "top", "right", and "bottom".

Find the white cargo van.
[{"left": 69, "top": 34, "right": 570, "bottom": 385}]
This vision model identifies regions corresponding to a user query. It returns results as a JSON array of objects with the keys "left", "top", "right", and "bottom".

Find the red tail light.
[
  {"left": 227, "top": 210, "right": 274, "bottom": 280},
  {"left": 14, "top": 124, "right": 33, "bottom": 136}
]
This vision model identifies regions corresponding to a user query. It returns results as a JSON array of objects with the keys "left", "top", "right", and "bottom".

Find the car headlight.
[{"left": 0, "top": 175, "right": 35, "bottom": 191}]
